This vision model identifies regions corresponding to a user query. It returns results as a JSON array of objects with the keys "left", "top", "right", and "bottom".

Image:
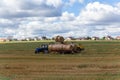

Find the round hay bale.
[{"left": 55, "top": 36, "right": 64, "bottom": 43}]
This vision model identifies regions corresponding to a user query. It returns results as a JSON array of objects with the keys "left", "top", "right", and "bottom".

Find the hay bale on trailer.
[{"left": 48, "top": 44, "right": 74, "bottom": 53}]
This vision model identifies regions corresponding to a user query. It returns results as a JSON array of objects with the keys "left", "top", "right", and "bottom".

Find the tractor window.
[{"left": 41, "top": 44, "right": 48, "bottom": 48}]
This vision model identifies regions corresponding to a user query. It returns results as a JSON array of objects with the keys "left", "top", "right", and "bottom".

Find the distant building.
[
  {"left": 65, "top": 37, "right": 72, "bottom": 41},
  {"left": 33, "top": 37, "right": 41, "bottom": 41},
  {"left": 65, "top": 37, "right": 75, "bottom": 41},
  {"left": 25, "top": 37, "right": 34, "bottom": 41},
  {"left": 0, "top": 38, "right": 6, "bottom": 42},
  {"left": 91, "top": 37, "right": 100, "bottom": 40},
  {"left": 116, "top": 36, "right": 120, "bottom": 40},
  {"left": 104, "top": 36, "right": 114, "bottom": 40}
]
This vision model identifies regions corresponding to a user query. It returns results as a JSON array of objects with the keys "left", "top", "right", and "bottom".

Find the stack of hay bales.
[
  {"left": 54, "top": 36, "right": 64, "bottom": 43},
  {"left": 48, "top": 36, "right": 77, "bottom": 53}
]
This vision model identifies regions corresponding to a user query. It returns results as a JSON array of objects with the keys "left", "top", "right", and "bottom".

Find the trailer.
[{"left": 35, "top": 36, "right": 84, "bottom": 54}]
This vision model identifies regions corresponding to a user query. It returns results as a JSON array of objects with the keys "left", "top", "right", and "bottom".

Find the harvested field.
[{"left": 0, "top": 40, "right": 120, "bottom": 80}]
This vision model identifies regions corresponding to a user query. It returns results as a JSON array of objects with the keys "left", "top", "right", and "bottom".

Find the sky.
[{"left": 0, "top": 0, "right": 120, "bottom": 39}]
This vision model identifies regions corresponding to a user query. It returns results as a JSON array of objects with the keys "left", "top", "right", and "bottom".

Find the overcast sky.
[{"left": 0, "top": 0, "right": 120, "bottom": 38}]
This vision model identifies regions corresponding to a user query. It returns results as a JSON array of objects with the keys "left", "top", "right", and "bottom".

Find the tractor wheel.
[
  {"left": 35, "top": 51, "right": 38, "bottom": 54},
  {"left": 44, "top": 50, "right": 48, "bottom": 54}
]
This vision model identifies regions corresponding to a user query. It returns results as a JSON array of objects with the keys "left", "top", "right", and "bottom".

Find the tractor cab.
[
  {"left": 41, "top": 44, "right": 48, "bottom": 49},
  {"left": 35, "top": 44, "right": 48, "bottom": 54}
]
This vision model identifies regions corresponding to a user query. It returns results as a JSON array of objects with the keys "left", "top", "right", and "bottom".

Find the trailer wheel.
[
  {"left": 71, "top": 51, "right": 75, "bottom": 54},
  {"left": 59, "top": 51, "right": 64, "bottom": 54}
]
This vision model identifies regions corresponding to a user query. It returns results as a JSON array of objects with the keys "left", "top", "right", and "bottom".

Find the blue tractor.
[{"left": 35, "top": 44, "right": 48, "bottom": 54}]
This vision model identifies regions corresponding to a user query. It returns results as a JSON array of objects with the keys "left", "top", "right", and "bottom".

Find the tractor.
[{"left": 35, "top": 36, "right": 84, "bottom": 54}]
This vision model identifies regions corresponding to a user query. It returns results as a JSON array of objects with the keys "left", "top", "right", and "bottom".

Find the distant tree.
[
  {"left": 86, "top": 36, "right": 91, "bottom": 40},
  {"left": 52, "top": 37, "right": 55, "bottom": 40},
  {"left": 41, "top": 36, "right": 47, "bottom": 40},
  {"left": 102, "top": 36, "right": 106, "bottom": 40},
  {"left": 13, "top": 38, "right": 18, "bottom": 41}
]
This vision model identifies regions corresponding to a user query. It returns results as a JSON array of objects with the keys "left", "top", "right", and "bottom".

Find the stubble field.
[{"left": 0, "top": 40, "right": 120, "bottom": 80}]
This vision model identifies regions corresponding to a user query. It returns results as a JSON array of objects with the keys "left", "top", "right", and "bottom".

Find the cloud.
[
  {"left": 78, "top": 0, "right": 84, "bottom": 3},
  {"left": 0, "top": 1, "right": 120, "bottom": 38},
  {"left": 64, "top": 0, "right": 84, "bottom": 6},
  {"left": 0, "top": 19, "right": 13, "bottom": 26},
  {"left": 79, "top": 2, "right": 120, "bottom": 24},
  {"left": 75, "top": 2, "right": 120, "bottom": 37},
  {"left": 0, "top": 0, "right": 63, "bottom": 18},
  {"left": 60, "top": 11, "right": 75, "bottom": 21}
]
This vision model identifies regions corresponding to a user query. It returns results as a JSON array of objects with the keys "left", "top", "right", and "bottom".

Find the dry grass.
[
  {"left": 0, "top": 55, "right": 120, "bottom": 80},
  {"left": 0, "top": 41, "right": 120, "bottom": 80}
]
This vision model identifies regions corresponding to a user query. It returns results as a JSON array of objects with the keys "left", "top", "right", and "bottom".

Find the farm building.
[
  {"left": 91, "top": 37, "right": 100, "bottom": 40},
  {"left": 104, "top": 36, "right": 114, "bottom": 40},
  {"left": 0, "top": 38, "right": 6, "bottom": 42},
  {"left": 116, "top": 36, "right": 120, "bottom": 40},
  {"left": 65, "top": 37, "right": 75, "bottom": 41}
]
